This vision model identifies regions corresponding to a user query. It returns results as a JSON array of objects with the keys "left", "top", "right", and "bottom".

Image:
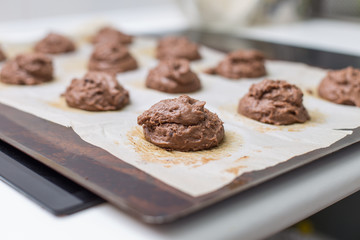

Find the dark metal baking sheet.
[
  {"left": 1, "top": 31, "right": 359, "bottom": 223},
  {"left": 0, "top": 140, "right": 104, "bottom": 215}
]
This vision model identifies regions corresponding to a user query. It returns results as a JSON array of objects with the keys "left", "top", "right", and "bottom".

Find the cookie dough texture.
[
  {"left": 92, "top": 27, "right": 133, "bottom": 45},
  {"left": 238, "top": 79, "right": 310, "bottom": 125},
  {"left": 137, "top": 95, "right": 224, "bottom": 151},
  {"left": 34, "top": 33, "right": 76, "bottom": 54},
  {"left": 318, "top": 67, "right": 360, "bottom": 107},
  {"left": 0, "top": 46, "right": 6, "bottom": 61},
  {"left": 0, "top": 53, "right": 53, "bottom": 85},
  {"left": 88, "top": 42, "right": 138, "bottom": 74},
  {"left": 146, "top": 58, "right": 201, "bottom": 93},
  {"left": 64, "top": 71, "right": 129, "bottom": 111},
  {"left": 206, "top": 49, "right": 266, "bottom": 79},
  {"left": 156, "top": 36, "right": 201, "bottom": 61}
]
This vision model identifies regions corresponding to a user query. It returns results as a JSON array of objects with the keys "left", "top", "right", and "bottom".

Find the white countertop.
[
  {"left": 1, "top": 5, "right": 360, "bottom": 240},
  {"left": 238, "top": 18, "right": 360, "bottom": 57},
  {"left": 2, "top": 141, "right": 360, "bottom": 240}
]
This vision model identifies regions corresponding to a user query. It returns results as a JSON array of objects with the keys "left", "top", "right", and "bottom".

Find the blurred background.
[
  {"left": 1, "top": 0, "right": 360, "bottom": 56},
  {"left": 1, "top": 0, "right": 360, "bottom": 24}
]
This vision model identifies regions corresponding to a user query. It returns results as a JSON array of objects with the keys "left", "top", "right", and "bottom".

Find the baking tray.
[
  {"left": 0, "top": 139, "right": 104, "bottom": 215},
  {"left": 1, "top": 30, "right": 360, "bottom": 223}
]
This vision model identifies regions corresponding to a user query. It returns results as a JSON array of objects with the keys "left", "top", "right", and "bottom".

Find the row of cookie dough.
[
  {"left": 0, "top": 36, "right": 282, "bottom": 95},
  {"left": 2, "top": 32, "right": 358, "bottom": 110},
  {"left": 0, "top": 26, "right": 358, "bottom": 108},
  {"left": 61, "top": 69, "right": 343, "bottom": 151},
  {"left": 66, "top": 67, "right": 359, "bottom": 152},
  {"left": 0, "top": 33, "right": 358, "bottom": 110},
  {"left": 64, "top": 72, "right": 225, "bottom": 152},
  {"left": 0, "top": 26, "right": 132, "bottom": 59},
  {"left": 0, "top": 57, "right": 357, "bottom": 152},
  {"left": 0, "top": 27, "right": 134, "bottom": 85},
  {"left": 138, "top": 78, "right": 308, "bottom": 152},
  {"left": 139, "top": 67, "right": 360, "bottom": 151},
  {"left": 0, "top": 35, "right": 265, "bottom": 91},
  {"left": 0, "top": 24, "right": 267, "bottom": 84},
  {"left": 0, "top": 27, "right": 201, "bottom": 74},
  {"left": 0, "top": 33, "right": 75, "bottom": 60},
  {"left": 0, "top": 28, "right": 359, "bottom": 153}
]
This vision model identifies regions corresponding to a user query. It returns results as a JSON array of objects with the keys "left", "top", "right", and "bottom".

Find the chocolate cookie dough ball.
[
  {"left": 137, "top": 95, "right": 224, "bottom": 151},
  {"left": 34, "top": 33, "right": 76, "bottom": 54},
  {"left": 206, "top": 50, "right": 266, "bottom": 79},
  {"left": 156, "top": 36, "right": 201, "bottom": 61},
  {"left": 238, "top": 79, "right": 310, "bottom": 125},
  {"left": 88, "top": 42, "right": 138, "bottom": 74},
  {"left": 146, "top": 58, "right": 201, "bottom": 93},
  {"left": 0, "top": 53, "right": 53, "bottom": 85},
  {"left": 0, "top": 45, "right": 7, "bottom": 62},
  {"left": 92, "top": 26, "right": 133, "bottom": 45},
  {"left": 64, "top": 71, "right": 129, "bottom": 111},
  {"left": 318, "top": 67, "right": 360, "bottom": 107}
]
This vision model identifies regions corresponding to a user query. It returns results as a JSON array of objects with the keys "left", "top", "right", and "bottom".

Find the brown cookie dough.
[
  {"left": 318, "top": 67, "right": 360, "bottom": 107},
  {"left": 238, "top": 79, "right": 310, "bottom": 125},
  {"left": 92, "top": 27, "right": 133, "bottom": 45},
  {"left": 64, "top": 71, "right": 129, "bottom": 111},
  {"left": 34, "top": 33, "right": 76, "bottom": 54},
  {"left": 0, "top": 53, "right": 53, "bottom": 85},
  {"left": 137, "top": 95, "right": 224, "bottom": 151},
  {"left": 146, "top": 58, "right": 201, "bottom": 93},
  {"left": 0, "top": 45, "right": 7, "bottom": 61},
  {"left": 206, "top": 49, "right": 266, "bottom": 79},
  {"left": 88, "top": 42, "right": 138, "bottom": 74},
  {"left": 156, "top": 36, "right": 201, "bottom": 61}
]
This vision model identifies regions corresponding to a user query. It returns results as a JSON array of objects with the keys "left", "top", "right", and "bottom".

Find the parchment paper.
[{"left": 0, "top": 38, "right": 358, "bottom": 196}]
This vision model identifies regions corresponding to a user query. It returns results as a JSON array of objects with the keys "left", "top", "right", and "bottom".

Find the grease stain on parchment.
[
  {"left": 132, "top": 47, "right": 155, "bottom": 58},
  {"left": 47, "top": 97, "right": 92, "bottom": 114},
  {"left": 5, "top": 44, "right": 33, "bottom": 57},
  {"left": 304, "top": 85, "right": 326, "bottom": 99},
  {"left": 226, "top": 165, "right": 245, "bottom": 175},
  {"left": 127, "top": 79, "right": 147, "bottom": 90},
  {"left": 59, "top": 57, "right": 87, "bottom": 73},
  {"left": 126, "top": 126, "right": 243, "bottom": 167},
  {"left": 0, "top": 82, "right": 8, "bottom": 90},
  {"left": 191, "top": 63, "right": 210, "bottom": 74},
  {"left": 305, "top": 87, "right": 317, "bottom": 97},
  {"left": 236, "top": 155, "right": 249, "bottom": 162}
]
